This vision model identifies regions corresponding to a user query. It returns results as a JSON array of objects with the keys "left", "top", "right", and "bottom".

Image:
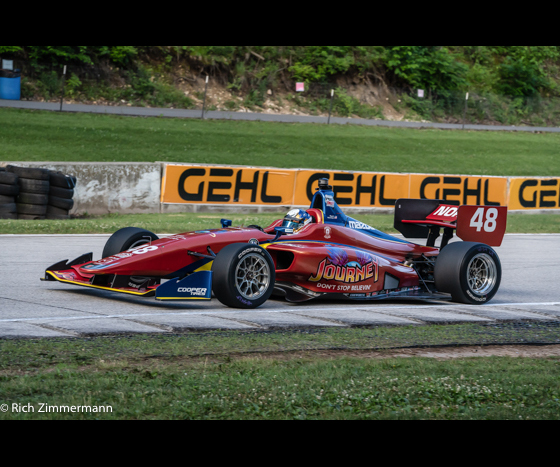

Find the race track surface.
[{"left": 1, "top": 234, "right": 559, "bottom": 339}]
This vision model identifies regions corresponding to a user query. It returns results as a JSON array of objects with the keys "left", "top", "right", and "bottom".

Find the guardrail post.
[
  {"left": 201, "top": 76, "right": 209, "bottom": 119},
  {"left": 463, "top": 92, "right": 469, "bottom": 130},
  {"left": 328, "top": 89, "right": 335, "bottom": 124},
  {"left": 60, "top": 65, "right": 67, "bottom": 112}
]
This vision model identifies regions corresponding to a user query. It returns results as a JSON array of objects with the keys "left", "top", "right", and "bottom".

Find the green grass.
[
  {"left": 1, "top": 108, "right": 560, "bottom": 177},
  {"left": 0, "top": 212, "right": 558, "bottom": 235},
  {"left": 1, "top": 326, "right": 560, "bottom": 420}
]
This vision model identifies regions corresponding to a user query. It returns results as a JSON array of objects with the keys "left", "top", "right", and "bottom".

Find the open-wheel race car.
[{"left": 43, "top": 179, "right": 508, "bottom": 309}]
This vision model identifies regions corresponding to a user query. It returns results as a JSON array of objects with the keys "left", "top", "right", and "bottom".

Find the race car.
[{"left": 42, "top": 179, "right": 508, "bottom": 309}]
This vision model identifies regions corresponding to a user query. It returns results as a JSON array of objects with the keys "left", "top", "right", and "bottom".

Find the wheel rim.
[
  {"left": 235, "top": 253, "right": 271, "bottom": 301},
  {"left": 467, "top": 254, "right": 498, "bottom": 295}
]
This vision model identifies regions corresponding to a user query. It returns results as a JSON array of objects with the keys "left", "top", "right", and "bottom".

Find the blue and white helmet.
[{"left": 282, "top": 209, "right": 313, "bottom": 233}]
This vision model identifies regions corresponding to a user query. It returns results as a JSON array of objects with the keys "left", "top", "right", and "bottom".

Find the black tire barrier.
[
  {"left": 49, "top": 186, "right": 74, "bottom": 200},
  {"left": 19, "top": 179, "right": 49, "bottom": 195},
  {"left": 0, "top": 195, "right": 16, "bottom": 204},
  {"left": 7, "top": 165, "right": 50, "bottom": 181},
  {"left": 102, "top": 228, "right": 159, "bottom": 259},
  {"left": 18, "top": 214, "right": 46, "bottom": 220},
  {"left": 17, "top": 203, "right": 48, "bottom": 216},
  {"left": 48, "top": 196, "right": 74, "bottom": 211},
  {"left": 18, "top": 192, "right": 49, "bottom": 205},
  {"left": 0, "top": 212, "right": 18, "bottom": 220},
  {"left": 47, "top": 205, "right": 69, "bottom": 217},
  {"left": 212, "top": 243, "right": 276, "bottom": 309},
  {"left": 0, "top": 203, "right": 17, "bottom": 214},
  {"left": 0, "top": 171, "right": 18, "bottom": 185},
  {"left": 0, "top": 167, "right": 5, "bottom": 171},
  {"left": 49, "top": 171, "right": 77, "bottom": 189},
  {"left": 46, "top": 214, "right": 71, "bottom": 220},
  {"left": 0, "top": 183, "right": 19, "bottom": 196}
]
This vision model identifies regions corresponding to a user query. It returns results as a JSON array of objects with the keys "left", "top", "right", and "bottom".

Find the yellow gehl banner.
[
  {"left": 162, "top": 165, "right": 550, "bottom": 210},
  {"left": 292, "top": 171, "right": 410, "bottom": 207},
  {"left": 508, "top": 178, "right": 560, "bottom": 210},
  {"left": 409, "top": 175, "right": 509, "bottom": 207},
  {"left": 162, "top": 165, "right": 297, "bottom": 205}
]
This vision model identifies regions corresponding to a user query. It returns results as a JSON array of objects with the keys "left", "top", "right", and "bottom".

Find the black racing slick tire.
[
  {"left": 102, "top": 227, "right": 160, "bottom": 259},
  {"left": 0, "top": 171, "right": 18, "bottom": 185},
  {"left": 0, "top": 183, "right": 19, "bottom": 196},
  {"left": 49, "top": 186, "right": 74, "bottom": 199},
  {"left": 7, "top": 166, "right": 49, "bottom": 181},
  {"left": 49, "top": 171, "right": 77, "bottom": 189},
  {"left": 17, "top": 192, "right": 49, "bottom": 205},
  {"left": 19, "top": 179, "right": 49, "bottom": 195},
  {"left": 212, "top": 243, "right": 276, "bottom": 309},
  {"left": 49, "top": 196, "right": 74, "bottom": 211},
  {"left": 0, "top": 195, "right": 15, "bottom": 204},
  {"left": 435, "top": 242, "right": 502, "bottom": 305},
  {"left": 0, "top": 203, "right": 17, "bottom": 214},
  {"left": 17, "top": 203, "right": 47, "bottom": 216}
]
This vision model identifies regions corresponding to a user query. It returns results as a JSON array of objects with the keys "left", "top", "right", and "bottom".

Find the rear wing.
[{"left": 395, "top": 199, "right": 508, "bottom": 248}]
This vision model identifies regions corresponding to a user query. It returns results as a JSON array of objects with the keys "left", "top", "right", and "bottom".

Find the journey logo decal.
[{"left": 309, "top": 248, "right": 379, "bottom": 284}]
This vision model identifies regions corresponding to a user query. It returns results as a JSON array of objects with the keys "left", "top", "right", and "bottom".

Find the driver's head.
[{"left": 282, "top": 209, "right": 312, "bottom": 233}]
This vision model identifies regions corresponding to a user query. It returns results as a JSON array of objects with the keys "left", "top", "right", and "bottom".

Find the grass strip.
[
  {"left": 1, "top": 108, "right": 560, "bottom": 177},
  {"left": 0, "top": 212, "right": 558, "bottom": 235},
  {"left": 1, "top": 325, "right": 560, "bottom": 420}
]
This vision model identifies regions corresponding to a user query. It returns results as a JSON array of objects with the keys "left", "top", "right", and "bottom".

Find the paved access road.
[
  {"left": 0, "top": 235, "right": 559, "bottom": 339},
  {"left": 1, "top": 99, "right": 559, "bottom": 133}
]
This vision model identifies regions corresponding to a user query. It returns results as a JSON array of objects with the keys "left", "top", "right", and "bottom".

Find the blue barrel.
[{"left": 0, "top": 70, "right": 21, "bottom": 100}]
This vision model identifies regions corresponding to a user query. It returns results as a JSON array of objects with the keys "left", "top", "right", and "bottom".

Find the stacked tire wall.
[
  {"left": 0, "top": 166, "right": 77, "bottom": 221},
  {"left": 47, "top": 172, "right": 76, "bottom": 220},
  {"left": 0, "top": 167, "right": 19, "bottom": 219},
  {"left": 8, "top": 166, "right": 50, "bottom": 220}
]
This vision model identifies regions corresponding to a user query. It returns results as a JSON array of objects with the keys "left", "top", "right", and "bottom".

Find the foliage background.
[{"left": 2, "top": 46, "right": 560, "bottom": 124}]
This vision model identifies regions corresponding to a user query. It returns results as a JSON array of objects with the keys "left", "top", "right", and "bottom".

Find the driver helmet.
[{"left": 282, "top": 209, "right": 313, "bottom": 233}]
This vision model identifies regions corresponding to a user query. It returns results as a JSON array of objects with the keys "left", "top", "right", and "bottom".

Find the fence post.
[
  {"left": 328, "top": 89, "right": 335, "bottom": 124},
  {"left": 201, "top": 76, "right": 209, "bottom": 119},
  {"left": 60, "top": 65, "right": 67, "bottom": 112},
  {"left": 463, "top": 92, "right": 469, "bottom": 130}
]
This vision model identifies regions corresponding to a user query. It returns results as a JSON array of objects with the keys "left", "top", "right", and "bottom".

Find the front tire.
[
  {"left": 435, "top": 242, "right": 502, "bottom": 305},
  {"left": 212, "top": 244, "right": 276, "bottom": 309},
  {"left": 103, "top": 227, "right": 159, "bottom": 258}
]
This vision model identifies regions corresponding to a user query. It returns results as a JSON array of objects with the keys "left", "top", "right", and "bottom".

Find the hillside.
[{"left": 2, "top": 46, "right": 560, "bottom": 126}]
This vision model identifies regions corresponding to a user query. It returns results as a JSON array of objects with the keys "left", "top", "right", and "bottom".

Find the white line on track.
[{"left": 1, "top": 302, "right": 558, "bottom": 324}]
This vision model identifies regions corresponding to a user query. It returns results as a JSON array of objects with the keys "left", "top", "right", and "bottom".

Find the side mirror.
[{"left": 221, "top": 219, "right": 233, "bottom": 229}]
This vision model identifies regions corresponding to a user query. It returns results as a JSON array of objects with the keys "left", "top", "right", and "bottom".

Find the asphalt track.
[
  {"left": 0, "top": 234, "right": 559, "bottom": 339},
  {"left": 1, "top": 100, "right": 559, "bottom": 133}
]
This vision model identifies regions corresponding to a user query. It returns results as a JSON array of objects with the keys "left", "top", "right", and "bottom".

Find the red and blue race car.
[{"left": 43, "top": 179, "right": 508, "bottom": 309}]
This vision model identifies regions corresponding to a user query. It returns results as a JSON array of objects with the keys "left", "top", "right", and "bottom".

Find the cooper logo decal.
[
  {"left": 178, "top": 288, "right": 208, "bottom": 297},
  {"left": 324, "top": 227, "right": 332, "bottom": 239}
]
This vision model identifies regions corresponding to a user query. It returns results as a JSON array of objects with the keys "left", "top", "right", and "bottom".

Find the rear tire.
[
  {"left": 435, "top": 242, "right": 502, "bottom": 305},
  {"left": 212, "top": 243, "right": 275, "bottom": 309},
  {"left": 102, "top": 227, "right": 159, "bottom": 259}
]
